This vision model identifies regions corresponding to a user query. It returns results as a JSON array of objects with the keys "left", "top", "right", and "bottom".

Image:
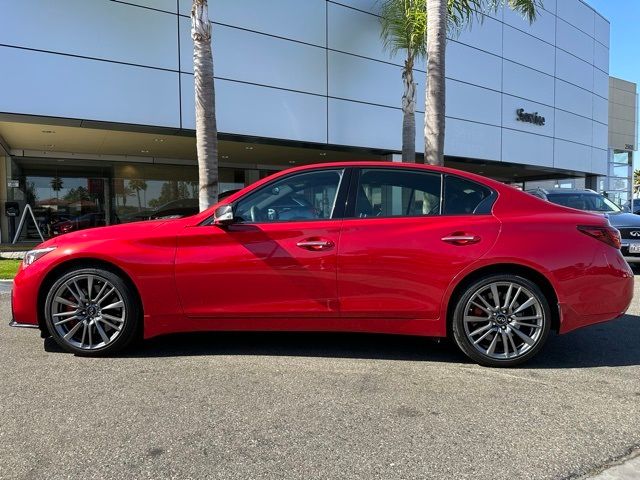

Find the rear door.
[{"left": 337, "top": 168, "right": 501, "bottom": 319}]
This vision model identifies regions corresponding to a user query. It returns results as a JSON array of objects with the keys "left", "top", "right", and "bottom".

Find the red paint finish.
[
  {"left": 174, "top": 221, "right": 341, "bottom": 317},
  {"left": 337, "top": 215, "right": 500, "bottom": 321},
  {"left": 11, "top": 162, "right": 633, "bottom": 343}
]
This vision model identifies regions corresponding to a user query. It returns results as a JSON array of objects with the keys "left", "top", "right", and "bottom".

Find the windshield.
[{"left": 546, "top": 193, "right": 622, "bottom": 213}]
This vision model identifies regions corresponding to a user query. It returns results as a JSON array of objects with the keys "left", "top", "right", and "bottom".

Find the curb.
[
  {"left": 583, "top": 449, "right": 640, "bottom": 479},
  {"left": 0, "top": 252, "right": 25, "bottom": 260}
]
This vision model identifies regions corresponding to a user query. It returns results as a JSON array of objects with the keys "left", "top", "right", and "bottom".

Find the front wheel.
[
  {"left": 44, "top": 268, "right": 140, "bottom": 356},
  {"left": 451, "top": 274, "right": 551, "bottom": 367}
]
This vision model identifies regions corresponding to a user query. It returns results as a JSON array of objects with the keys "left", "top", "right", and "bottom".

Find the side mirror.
[{"left": 213, "top": 204, "right": 235, "bottom": 226}]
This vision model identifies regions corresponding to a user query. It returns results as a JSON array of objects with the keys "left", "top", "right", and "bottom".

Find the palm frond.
[
  {"left": 444, "top": 0, "right": 542, "bottom": 38},
  {"left": 379, "top": 0, "right": 428, "bottom": 59},
  {"left": 507, "top": 0, "right": 543, "bottom": 22}
]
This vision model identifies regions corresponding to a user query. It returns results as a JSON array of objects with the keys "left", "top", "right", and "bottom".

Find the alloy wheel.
[
  {"left": 49, "top": 274, "right": 126, "bottom": 351},
  {"left": 462, "top": 281, "right": 545, "bottom": 360}
]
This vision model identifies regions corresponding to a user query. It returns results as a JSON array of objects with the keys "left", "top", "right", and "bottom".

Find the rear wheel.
[
  {"left": 451, "top": 274, "right": 551, "bottom": 367},
  {"left": 44, "top": 268, "right": 139, "bottom": 356}
]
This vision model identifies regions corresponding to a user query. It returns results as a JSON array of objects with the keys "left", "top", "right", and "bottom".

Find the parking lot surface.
[{"left": 1, "top": 279, "right": 639, "bottom": 480}]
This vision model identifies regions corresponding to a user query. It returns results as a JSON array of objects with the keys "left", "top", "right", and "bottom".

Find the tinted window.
[
  {"left": 234, "top": 169, "right": 344, "bottom": 223},
  {"left": 443, "top": 176, "right": 493, "bottom": 215},
  {"left": 546, "top": 193, "right": 621, "bottom": 213},
  {"left": 353, "top": 169, "right": 441, "bottom": 218}
]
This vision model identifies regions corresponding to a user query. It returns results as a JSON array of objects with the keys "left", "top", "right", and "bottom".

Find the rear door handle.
[
  {"left": 296, "top": 239, "right": 335, "bottom": 251},
  {"left": 441, "top": 233, "right": 481, "bottom": 246}
]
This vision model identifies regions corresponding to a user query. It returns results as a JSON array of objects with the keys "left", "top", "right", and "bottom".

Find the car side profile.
[{"left": 11, "top": 162, "right": 633, "bottom": 367}]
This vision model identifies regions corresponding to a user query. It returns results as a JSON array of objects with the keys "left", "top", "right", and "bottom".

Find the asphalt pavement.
[{"left": 1, "top": 279, "right": 639, "bottom": 480}]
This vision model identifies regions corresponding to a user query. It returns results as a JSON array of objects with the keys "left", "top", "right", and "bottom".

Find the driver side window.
[{"left": 234, "top": 169, "right": 344, "bottom": 223}]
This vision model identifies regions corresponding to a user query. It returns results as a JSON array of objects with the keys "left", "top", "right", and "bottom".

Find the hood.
[
  {"left": 41, "top": 219, "right": 171, "bottom": 247},
  {"left": 602, "top": 212, "right": 640, "bottom": 228}
]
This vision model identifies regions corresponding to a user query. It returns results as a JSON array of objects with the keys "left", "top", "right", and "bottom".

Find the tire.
[
  {"left": 451, "top": 274, "right": 551, "bottom": 367},
  {"left": 44, "top": 267, "right": 140, "bottom": 356}
]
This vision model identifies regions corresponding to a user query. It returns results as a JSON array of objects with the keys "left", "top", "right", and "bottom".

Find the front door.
[
  {"left": 337, "top": 168, "right": 501, "bottom": 320},
  {"left": 175, "top": 168, "right": 348, "bottom": 318}
]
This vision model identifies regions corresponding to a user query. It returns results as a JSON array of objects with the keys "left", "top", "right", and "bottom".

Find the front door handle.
[
  {"left": 296, "top": 238, "right": 335, "bottom": 251},
  {"left": 441, "top": 232, "right": 481, "bottom": 246}
]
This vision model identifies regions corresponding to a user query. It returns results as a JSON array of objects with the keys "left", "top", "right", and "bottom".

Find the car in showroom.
[
  {"left": 527, "top": 188, "right": 640, "bottom": 265},
  {"left": 116, "top": 190, "right": 241, "bottom": 223},
  {"left": 51, "top": 212, "right": 106, "bottom": 236},
  {"left": 11, "top": 163, "right": 633, "bottom": 367}
]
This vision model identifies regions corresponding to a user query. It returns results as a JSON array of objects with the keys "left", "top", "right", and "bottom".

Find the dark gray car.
[{"left": 527, "top": 188, "right": 640, "bottom": 265}]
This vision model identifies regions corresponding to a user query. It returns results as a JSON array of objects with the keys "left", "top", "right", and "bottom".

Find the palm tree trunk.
[
  {"left": 424, "top": 0, "right": 447, "bottom": 166},
  {"left": 192, "top": 0, "right": 218, "bottom": 211},
  {"left": 401, "top": 58, "right": 416, "bottom": 163}
]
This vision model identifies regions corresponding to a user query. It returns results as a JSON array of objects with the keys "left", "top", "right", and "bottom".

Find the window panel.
[
  {"left": 234, "top": 169, "right": 344, "bottom": 223},
  {"left": 113, "top": 164, "right": 198, "bottom": 223},
  {"left": 443, "top": 176, "right": 493, "bottom": 215},
  {"left": 353, "top": 169, "right": 442, "bottom": 218}
]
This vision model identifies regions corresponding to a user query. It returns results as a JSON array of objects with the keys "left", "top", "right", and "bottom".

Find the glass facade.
[
  {"left": 112, "top": 163, "right": 198, "bottom": 224},
  {"left": 6, "top": 156, "right": 277, "bottom": 241},
  {"left": 602, "top": 150, "right": 632, "bottom": 208}
]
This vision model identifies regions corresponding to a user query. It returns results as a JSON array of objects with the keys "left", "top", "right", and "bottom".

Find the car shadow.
[{"left": 44, "top": 315, "right": 640, "bottom": 369}]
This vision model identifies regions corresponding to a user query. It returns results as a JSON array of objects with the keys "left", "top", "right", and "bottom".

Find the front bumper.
[
  {"left": 11, "top": 261, "right": 42, "bottom": 329},
  {"left": 9, "top": 280, "right": 39, "bottom": 329},
  {"left": 621, "top": 240, "right": 640, "bottom": 263},
  {"left": 9, "top": 319, "right": 39, "bottom": 329}
]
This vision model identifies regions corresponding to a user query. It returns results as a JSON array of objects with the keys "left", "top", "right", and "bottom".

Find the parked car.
[
  {"left": 118, "top": 191, "right": 241, "bottom": 223},
  {"left": 11, "top": 163, "right": 632, "bottom": 367},
  {"left": 50, "top": 212, "right": 106, "bottom": 236},
  {"left": 622, "top": 199, "right": 640, "bottom": 215},
  {"left": 527, "top": 188, "right": 640, "bottom": 265},
  {"left": 148, "top": 199, "right": 198, "bottom": 220},
  {"left": 149, "top": 190, "right": 241, "bottom": 219}
]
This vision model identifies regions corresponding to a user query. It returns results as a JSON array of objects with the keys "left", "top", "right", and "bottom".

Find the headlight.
[{"left": 23, "top": 247, "right": 56, "bottom": 267}]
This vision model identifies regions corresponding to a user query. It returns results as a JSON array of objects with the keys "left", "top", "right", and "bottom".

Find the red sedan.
[{"left": 10, "top": 162, "right": 633, "bottom": 367}]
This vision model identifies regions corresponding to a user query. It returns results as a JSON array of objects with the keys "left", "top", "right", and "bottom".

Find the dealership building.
[{"left": 0, "top": 0, "right": 636, "bottom": 242}]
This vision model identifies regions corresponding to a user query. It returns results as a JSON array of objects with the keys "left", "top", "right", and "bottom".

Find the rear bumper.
[{"left": 558, "top": 249, "right": 634, "bottom": 333}]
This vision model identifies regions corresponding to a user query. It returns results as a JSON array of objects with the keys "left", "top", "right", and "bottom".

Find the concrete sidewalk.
[{"left": 587, "top": 451, "right": 640, "bottom": 479}]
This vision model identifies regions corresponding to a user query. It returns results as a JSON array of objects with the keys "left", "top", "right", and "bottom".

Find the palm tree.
[
  {"left": 633, "top": 169, "right": 640, "bottom": 195},
  {"left": 50, "top": 176, "right": 63, "bottom": 201},
  {"left": 380, "top": 0, "right": 427, "bottom": 163},
  {"left": 129, "top": 179, "right": 147, "bottom": 211},
  {"left": 424, "top": 0, "right": 542, "bottom": 166},
  {"left": 191, "top": 0, "right": 219, "bottom": 211}
]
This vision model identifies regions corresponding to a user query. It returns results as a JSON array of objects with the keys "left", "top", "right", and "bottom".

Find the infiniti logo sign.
[{"left": 630, "top": 231, "right": 640, "bottom": 237}]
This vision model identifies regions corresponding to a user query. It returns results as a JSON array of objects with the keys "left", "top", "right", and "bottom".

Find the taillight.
[{"left": 577, "top": 225, "right": 621, "bottom": 249}]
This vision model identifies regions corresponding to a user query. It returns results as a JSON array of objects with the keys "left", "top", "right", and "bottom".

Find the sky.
[
  {"left": 587, "top": 0, "right": 640, "bottom": 87},
  {"left": 587, "top": 0, "right": 640, "bottom": 168}
]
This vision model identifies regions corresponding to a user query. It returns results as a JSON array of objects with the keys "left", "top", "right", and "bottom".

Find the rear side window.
[
  {"left": 443, "top": 175, "right": 494, "bottom": 215},
  {"left": 353, "top": 169, "right": 442, "bottom": 218}
]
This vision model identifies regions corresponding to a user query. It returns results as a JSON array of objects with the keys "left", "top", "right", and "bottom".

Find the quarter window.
[
  {"left": 353, "top": 169, "right": 442, "bottom": 218},
  {"left": 234, "top": 169, "right": 344, "bottom": 223},
  {"left": 443, "top": 175, "right": 493, "bottom": 215}
]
